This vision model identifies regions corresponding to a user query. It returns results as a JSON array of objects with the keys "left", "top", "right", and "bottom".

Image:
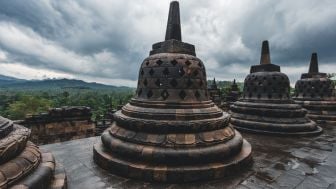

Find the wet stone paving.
[{"left": 41, "top": 123, "right": 336, "bottom": 189}]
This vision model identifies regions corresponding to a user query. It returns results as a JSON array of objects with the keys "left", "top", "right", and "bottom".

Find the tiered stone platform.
[{"left": 0, "top": 117, "right": 66, "bottom": 189}]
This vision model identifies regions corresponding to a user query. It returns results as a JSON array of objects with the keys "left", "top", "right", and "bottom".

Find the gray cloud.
[{"left": 0, "top": 0, "right": 335, "bottom": 86}]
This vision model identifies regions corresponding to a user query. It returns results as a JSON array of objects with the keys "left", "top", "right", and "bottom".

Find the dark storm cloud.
[{"left": 0, "top": 0, "right": 335, "bottom": 86}]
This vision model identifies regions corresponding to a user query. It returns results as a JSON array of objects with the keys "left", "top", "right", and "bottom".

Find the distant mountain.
[
  {"left": 0, "top": 74, "right": 27, "bottom": 85},
  {"left": 0, "top": 75, "right": 132, "bottom": 91}
]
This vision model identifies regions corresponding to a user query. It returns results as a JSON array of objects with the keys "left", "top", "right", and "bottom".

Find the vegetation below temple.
[
  {"left": 0, "top": 78, "right": 240, "bottom": 120},
  {"left": 0, "top": 75, "right": 135, "bottom": 120}
]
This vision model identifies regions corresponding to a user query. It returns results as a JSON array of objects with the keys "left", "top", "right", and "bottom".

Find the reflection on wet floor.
[{"left": 41, "top": 123, "right": 336, "bottom": 189}]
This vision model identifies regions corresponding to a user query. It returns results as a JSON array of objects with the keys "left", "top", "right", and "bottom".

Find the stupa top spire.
[
  {"left": 165, "top": 1, "right": 181, "bottom": 41},
  {"left": 308, "top": 52, "right": 319, "bottom": 73},
  {"left": 210, "top": 78, "right": 218, "bottom": 89},
  {"left": 149, "top": 1, "right": 195, "bottom": 56},
  {"left": 301, "top": 52, "right": 326, "bottom": 79},
  {"left": 250, "top": 40, "right": 280, "bottom": 73},
  {"left": 260, "top": 40, "right": 271, "bottom": 65}
]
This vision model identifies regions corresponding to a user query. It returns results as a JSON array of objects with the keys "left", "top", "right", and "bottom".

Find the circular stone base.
[
  {"left": 308, "top": 114, "right": 336, "bottom": 125},
  {"left": 93, "top": 139, "right": 252, "bottom": 183},
  {"left": 10, "top": 149, "right": 67, "bottom": 189},
  {"left": 294, "top": 100, "right": 336, "bottom": 125},
  {"left": 231, "top": 124, "right": 323, "bottom": 136}
]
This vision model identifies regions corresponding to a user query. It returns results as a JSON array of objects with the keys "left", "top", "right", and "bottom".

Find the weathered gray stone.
[{"left": 230, "top": 41, "right": 322, "bottom": 136}]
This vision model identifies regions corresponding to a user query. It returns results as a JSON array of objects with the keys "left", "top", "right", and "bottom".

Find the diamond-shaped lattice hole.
[
  {"left": 155, "top": 79, "right": 161, "bottom": 87},
  {"left": 171, "top": 59, "right": 178, "bottom": 66},
  {"left": 147, "top": 90, "right": 153, "bottom": 98},
  {"left": 156, "top": 59, "right": 163, "bottom": 65},
  {"left": 195, "top": 90, "right": 200, "bottom": 98},
  {"left": 179, "top": 90, "right": 186, "bottom": 99},
  {"left": 143, "top": 79, "right": 148, "bottom": 86},
  {"left": 179, "top": 67, "right": 185, "bottom": 76},
  {"left": 187, "top": 79, "right": 193, "bottom": 87},
  {"left": 137, "top": 88, "right": 142, "bottom": 96},
  {"left": 149, "top": 68, "right": 155, "bottom": 76},
  {"left": 170, "top": 79, "right": 178, "bottom": 87},
  {"left": 185, "top": 60, "right": 191, "bottom": 66},
  {"left": 145, "top": 61, "right": 150, "bottom": 66},
  {"left": 163, "top": 68, "right": 169, "bottom": 76},
  {"left": 161, "top": 90, "right": 169, "bottom": 100}
]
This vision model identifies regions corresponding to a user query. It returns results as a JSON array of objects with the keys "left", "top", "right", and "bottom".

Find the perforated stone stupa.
[
  {"left": 0, "top": 116, "right": 66, "bottom": 189},
  {"left": 93, "top": 1, "right": 252, "bottom": 183},
  {"left": 293, "top": 53, "right": 336, "bottom": 124},
  {"left": 208, "top": 78, "right": 222, "bottom": 106},
  {"left": 230, "top": 41, "right": 322, "bottom": 136},
  {"left": 225, "top": 79, "right": 241, "bottom": 103}
]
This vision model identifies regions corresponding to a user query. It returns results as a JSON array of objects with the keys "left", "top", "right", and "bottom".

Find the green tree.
[{"left": 7, "top": 95, "right": 52, "bottom": 120}]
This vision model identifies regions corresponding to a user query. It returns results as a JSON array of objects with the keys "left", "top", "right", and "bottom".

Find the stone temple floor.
[{"left": 41, "top": 123, "right": 336, "bottom": 189}]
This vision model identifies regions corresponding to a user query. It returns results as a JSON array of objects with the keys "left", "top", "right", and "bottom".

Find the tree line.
[{"left": 0, "top": 89, "right": 134, "bottom": 120}]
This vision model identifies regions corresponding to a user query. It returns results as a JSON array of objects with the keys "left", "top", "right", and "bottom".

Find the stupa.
[
  {"left": 0, "top": 116, "right": 66, "bottom": 188},
  {"left": 293, "top": 53, "right": 336, "bottom": 124},
  {"left": 225, "top": 79, "right": 241, "bottom": 103},
  {"left": 208, "top": 78, "right": 222, "bottom": 106},
  {"left": 93, "top": 1, "right": 252, "bottom": 183},
  {"left": 230, "top": 41, "right": 322, "bottom": 135}
]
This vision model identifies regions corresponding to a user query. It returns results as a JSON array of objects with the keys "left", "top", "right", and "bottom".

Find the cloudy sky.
[{"left": 0, "top": 0, "right": 335, "bottom": 87}]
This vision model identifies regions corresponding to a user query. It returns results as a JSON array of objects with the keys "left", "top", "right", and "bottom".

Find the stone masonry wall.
[{"left": 20, "top": 106, "right": 95, "bottom": 145}]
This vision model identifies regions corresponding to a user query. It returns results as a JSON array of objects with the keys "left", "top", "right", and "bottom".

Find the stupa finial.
[
  {"left": 165, "top": 1, "right": 181, "bottom": 41},
  {"left": 260, "top": 40, "right": 271, "bottom": 65},
  {"left": 210, "top": 77, "right": 217, "bottom": 89},
  {"left": 308, "top": 52, "right": 319, "bottom": 73},
  {"left": 250, "top": 40, "right": 279, "bottom": 73}
]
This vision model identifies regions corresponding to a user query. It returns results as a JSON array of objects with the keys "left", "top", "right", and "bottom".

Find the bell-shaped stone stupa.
[
  {"left": 226, "top": 79, "right": 241, "bottom": 103},
  {"left": 293, "top": 53, "right": 336, "bottom": 124},
  {"left": 93, "top": 1, "right": 252, "bottom": 183},
  {"left": 208, "top": 78, "right": 222, "bottom": 106},
  {"left": 230, "top": 41, "right": 322, "bottom": 136}
]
